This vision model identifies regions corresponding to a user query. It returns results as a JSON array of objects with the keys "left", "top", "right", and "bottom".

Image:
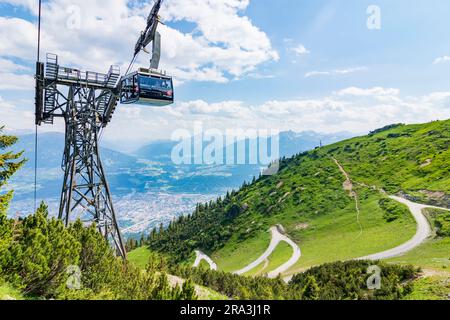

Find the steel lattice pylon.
[
  {"left": 35, "top": 53, "right": 125, "bottom": 257},
  {"left": 59, "top": 86, "right": 125, "bottom": 258},
  {"left": 34, "top": 1, "right": 168, "bottom": 259}
]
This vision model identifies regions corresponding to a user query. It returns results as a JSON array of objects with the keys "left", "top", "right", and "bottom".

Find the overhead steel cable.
[
  {"left": 34, "top": 0, "right": 42, "bottom": 212},
  {"left": 125, "top": 54, "right": 138, "bottom": 76}
]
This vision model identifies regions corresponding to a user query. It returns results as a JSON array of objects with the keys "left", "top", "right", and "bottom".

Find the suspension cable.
[
  {"left": 34, "top": 0, "right": 42, "bottom": 212},
  {"left": 125, "top": 54, "right": 138, "bottom": 76}
]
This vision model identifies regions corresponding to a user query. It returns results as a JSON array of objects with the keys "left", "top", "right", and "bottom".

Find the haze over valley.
[{"left": 6, "top": 130, "right": 351, "bottom": 236}]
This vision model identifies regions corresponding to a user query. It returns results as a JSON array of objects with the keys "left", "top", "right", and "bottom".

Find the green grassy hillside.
[
  {"left": 388, "top": 208, "right": 450, "bottom": 271},
  {"left": 147, "top": 120, "right": 450, "bottom": 275}
]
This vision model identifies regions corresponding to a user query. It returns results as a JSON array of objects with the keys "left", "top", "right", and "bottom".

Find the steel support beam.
[{"left": 57, "top": 85, "right": 126, "bottom": 258}]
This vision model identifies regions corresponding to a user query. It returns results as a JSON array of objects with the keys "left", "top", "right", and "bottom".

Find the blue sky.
[
  {"left": 180, "top": 0, "right": 450, "bottom": 103},
  {"left": 1, "top": 0, "right": 450, "bottom": 148}
]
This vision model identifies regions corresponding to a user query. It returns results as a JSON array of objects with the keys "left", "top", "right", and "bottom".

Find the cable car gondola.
[{"left": 120, "top": 68, "right": 173, "bottom": 106}]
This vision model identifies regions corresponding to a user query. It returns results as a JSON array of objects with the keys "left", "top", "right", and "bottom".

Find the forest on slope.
[{"left": 146, "top": 120, "right": 450, "bottom": 273}]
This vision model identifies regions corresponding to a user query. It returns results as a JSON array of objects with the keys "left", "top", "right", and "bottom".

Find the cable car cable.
[
  {"left": 125, "top": 54, "right": 138, "bottom": 76},
  {"left": 34, "top": 0, "right": 42, "bottom": 212}
]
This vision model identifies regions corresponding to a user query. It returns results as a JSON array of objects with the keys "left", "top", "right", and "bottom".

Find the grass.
[
  {"left": 403, "top": 276, "right": 450, "bottom": 300},
  {"left": 263, "top": 241, "right": 293, "bottom": 274},
  {"left": 388, "top": 208, "right": 450, "bottom": 271},
  {"left": 127, "top": 246, "right": 152, "bottom": 269},
  {"left": 285, "top": 193, "right": 416, "bottom": 274},
  {"left": 244, "top": 241, "right": 294, "bottom": 276},
  {"left": 0, "top": 281, "right": 24, "bottom": 300},
  {"left": 197, "top": 286, "right": 229, "bottom": 300},
  {"left": 212, "top": 190, "right": 417, "bottom": 276},
  {"left": 198, "top": 259, "right": 211, "bottom": 269},
  {"left": 387, "top": 238, "right": 450, "bottom": 271},
  {"left": 332, "top": 120, "right": 450, "bottom": 197},
  {"left": 127, "top": 247, "right": 228, "bottom": 300},
  {"left": 212, "top": 231, "right": 271, "bottom": 272}
]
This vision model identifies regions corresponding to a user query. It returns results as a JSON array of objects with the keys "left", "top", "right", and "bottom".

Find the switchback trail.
[
  {"left": 358, "top": 196, "right": 448, "bottom": 260},
  {"left": 193, "top": 250, "right": 218, "bottom": 270},
  {"left": 194, "top": 195, "right": 449, "bottom": 278},
  {"left": 234, "top": 225, "right": 301, "bottom": 278}
]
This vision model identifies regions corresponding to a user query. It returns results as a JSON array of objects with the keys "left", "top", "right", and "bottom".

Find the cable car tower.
[{"left": 34, "top": 0, "right": 170, "bottom": 258}]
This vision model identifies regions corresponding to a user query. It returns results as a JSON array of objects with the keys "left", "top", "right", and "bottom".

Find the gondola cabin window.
[{"left": 120, "top": 69, "right": 174, "bottom": 107}]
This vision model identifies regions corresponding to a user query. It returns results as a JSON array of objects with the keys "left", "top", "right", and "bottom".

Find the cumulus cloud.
[
  {"left": 0, "top": 58, "right": 34, "bottom": 90},
  {"left": 0, "top": 96, "right": 35, "bottom": 131},
  {"left": 0, "top": 58, "right": 30, "bottom": 72},
  {"left": 0, "top": 0, "right": 278, "bottom": 83},
  {"left": 101, "top": 86, "right": 450, "bottom": 145},
  {"left": 0, "top": 17, "right": 37, "bottom": 61},
  {"left": 2, "top": 84, "right": 449, "bottom": 146},
  {"left": 0, "top": 73, "right": 34, "bottom": 90}
]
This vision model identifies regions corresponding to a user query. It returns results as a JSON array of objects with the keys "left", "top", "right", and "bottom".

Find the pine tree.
[
  {"left": 0, "top": 127, "right": 25, "bottom": 216},
  {"left": 3, "top": 203, "right": 80, "bottom": 297},
  {"left": 180, "top": 279, "right": 197, "bottom": 300},
  {"left": 302, "top": 275, "right": 320, "bottom": 300},
  {"left": 152, "top": 273, "right": 172, "bottom": 300}
]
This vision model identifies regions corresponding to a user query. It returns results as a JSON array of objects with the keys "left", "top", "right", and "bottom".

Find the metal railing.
[{"left": 58, "top": 67, "right": 108, "bottom": 84}]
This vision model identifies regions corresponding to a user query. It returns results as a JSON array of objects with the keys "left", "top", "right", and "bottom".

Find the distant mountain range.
[
  {"left": 7, "top": 130, "right": 353, "bottom": 201},
  {"left": 12, "top": 132, "right": 138, "bottom": 170},
  {"left": 6, "top": 130, "right": 353, "bottom": 236},
  {"left": 134, "top": 131, "right": 352, "bottom": 162}
]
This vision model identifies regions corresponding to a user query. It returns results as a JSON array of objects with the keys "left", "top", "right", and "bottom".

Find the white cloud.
[
  {"left": 170, "top": 100, "right": 251, "bottom": 118},
  {"left": 305, "top": 67, "right": 367, "bottom": 78},
  {"left": 422, "top": 91, "right": 450, "bottom": 103},
  {"left": 333, "top": 67, "right": 367, "bottom": 75},
  {"left": 0, "top": 58, "right": 30, "bottom": 72},
  {"left": 336, "top": 86, "right": 399, "bottom": 97},
  {"left": 247, "top": 72, "right": 275, "bottom": 79},
  {"left": 0, "top": 96, "right": 34, "bottom": 130},
  {"left": 290, "top": 44, "right": 309, "bottom": 56},
  {"left": 0, "top": 0, "right": 278, "bottom": 83},
  {"left": 0, "top": 0, "right": 38, "bottom": 13},
  {"left": 433, "top": 56, "right": 450, "bottom": 64},
  {"left": 104, "top": 86, "right": 450, "bottom": 143},
  {"left": 304, "top": 71, "right": 331, "bottom": 78},
  {"left": 0, "top": 17, "right": 37, "bottom": 60},
  {"left": 2, "top": 84, "right": 449, "bottom": 145},
  {"left": 0, "top": 73, "right": 34, "bottom": 90}
]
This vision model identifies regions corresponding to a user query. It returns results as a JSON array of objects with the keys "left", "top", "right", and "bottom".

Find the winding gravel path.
[
  {"left": 193, "top": 250, "right": 218, "bottom": 270},
  {"left": 234, "top": 225, "right": 301, "bottom": 278},
  {"left": 191, "top": 195, "right": 448, "bottom": 278},
  {"left": 358, "top": 195, "right": 448, "bottom": 260}
]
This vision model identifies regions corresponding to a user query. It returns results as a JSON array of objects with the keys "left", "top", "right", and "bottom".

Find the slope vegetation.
[{"left": 147, "top": 120, "right": 450, "bottom": 275}]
